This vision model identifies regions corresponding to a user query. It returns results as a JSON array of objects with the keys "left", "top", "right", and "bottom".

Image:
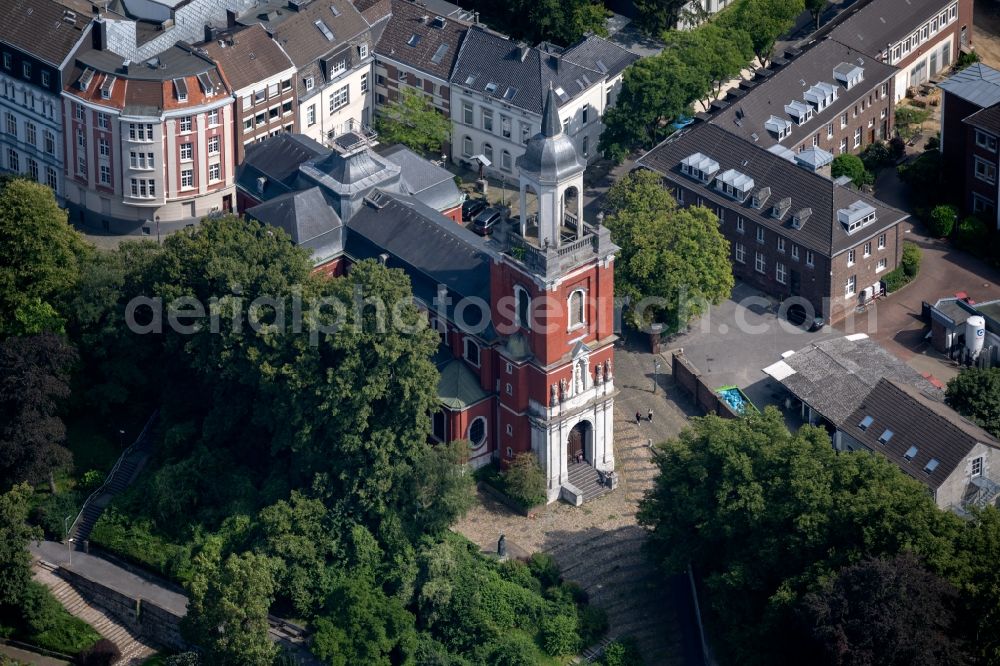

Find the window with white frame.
[
  {"left": 462, "top": 135, "right": 473, "bottom": 157},
  {"left": 360, "top": 73, "right": 368, "bottom": 93},
  {"left": 521, "top": 122, "right": 531, "bottom": 144},
  {"left": 99, "top": 164, "right": 110, "bottom": 185},
  {"left": 46, "top": 167, "right": 57, "bottom": 189},
  {"left": 307, "top": 104, "right": 316, "bottom": 126},
  {"left": 791, "top": 244, "right": 799, "bottom": 260},
  {"left": 501, "top": 150, "right": 512, "bottom": 172},
  {"left": 6, "top": 148, "right": 18, "bottom": 172},
  {"left": 776, "top": 261, "right": 787, "bottom": 285},
  {"left": 777, "top": 237, "right": 785, "bottom": 252},
  {"left": 26, "top": 158, "right": 37, "bottom": 181},
  {"left": 329, "top": 59, "right": 347, "bottom": 79},
  {"left": 463, "top": 101, "right": 473, "bottom": 125},
  {"left": 973, "top": 193, "right": 995, "bottom": 215},
  {"left": 840, "top": 112, "right": 847, "bottom": 128},
  {"left": 569, "top": 289, "right": 586, "bottom": 328},
  {"left": 863, "top": 241, "right": 872, "bottom": 257},
  {"left": 179, "top": 116, "right": 192, "bottom": 132},
  {"left": 736, "top": 217, "right": 744, "bottom": 233},
  {"left": 483, "top": 142, "right": 493, "bottom": 164},
  {"left": 129, "top": 178, "right": 155, "bottom": 198},
  {"left": 44, "top": 131, "right": 54, "bottom": 154},
  {"left": 208, "top": 135, "right": 220, "bottom": 155},
  {"left": 128, "top": 123, "right": 153, "bottom": 141},
  {"left": 878, "top": 233, "right": 886, "bottom": 249},
  {"left": 735, "top": 242, "right": 745, "bottom": 263},
  {"left": 98, "top": 137, "right": 110, "bottom": 157},
  {"left": 181, "top": 168, "right": 193, "bottom": 189},
  {"left": 840, "top": 137, "right": 848, "bottom": 154},
  {"left": 853, "top": 127, "right": 862, "bottom": 148},
  {"left": 24, "top": 121, "right": 35, "bottom": 146},
  {"left": 847, "top": 249, "right": 855, "bottom": 266},
  {"left": 129, "top": 152, "right": 154, "bottom": 169},
  {"left": 76, "top": 155, "right": 84, "bottom": 175},
  {"left": 464, "top": 338, "right": 480, "bottom": 366},
  {"left": 827, "top": 123, "right": 833, "bottom": 139},
  {"left": 208, "top": 109, "right": 219, "bottom": 126},
  {"left": 755, "top": 251, "right": 765, "bottom": 274},
  {"left": 482, "top": 108, "right": 493, "bottom": 132},
  {"left": 4, "top": 112, "right": 15, "bottom": 136},
  {"left": 501, "top": 115, "right": 511, "bottom": 139},
  {"left": 756, "top": 226, "right": 765, "bottom": 243},
  {"left": 845, "top": 274, "right": 856, "bottom": 297},
  {"left": 505, "top": 383, "right": 513, "bottom": 395},
  {"left": 877, "top": 257, "right": 887, "bottom": 272},
  {"left": 329, "top": 85, "right": 349, "bottom": 112},
  {"left": 208, "top": 162, "right": 220, "bottom": 181},
  {"left": 98, "top": 112, "right": 110, "bottom": 130},
  {"left": 972, "top": 456, "right": 984, "bottom": 477},
  {"left": 976, "top": 156, "right": 997, "bottom": 184},
  {"left": 180, "top": 142, "right": 192, "bottom": 161},
  {"left": 806, "top": 250, "right": 814, "bottom": 266}
]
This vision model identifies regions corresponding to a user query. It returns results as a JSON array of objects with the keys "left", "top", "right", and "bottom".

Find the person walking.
[
  {"left": 648, "top": 409, "right": 653, "bottom": 423},
  {"left": 635, "top": 411, "right": 642, "bottom": 424}
]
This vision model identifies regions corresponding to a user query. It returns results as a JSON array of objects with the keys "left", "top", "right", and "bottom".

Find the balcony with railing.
[{"left": 502, "top": 212, "right": 616, "bottom": 279}]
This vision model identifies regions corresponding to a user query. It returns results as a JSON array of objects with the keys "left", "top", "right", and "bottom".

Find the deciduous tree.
[
  {"left": 720, "top": 0, "right": 804, "bottom": 67},
  {"left": 604, "top": 169, "right": 733, "bottom": 330},
  {"left": 0, "top": 334, "right": 77, "bottom": 491},
  {"left": 375, "top": 88, "right": 452, "bottom": 155},
  {"left": 0, "top": 483, "right": 42, "bottom": 608},
  {"left": 805, "top": 0, "right": 826, "bottom": 30},
  {"left": 832, "top": 153, "right": 874, "bottom": 187},
  {"left": 946, "top": 368, "right": 1000, "bottom": 439},
  {"left": 183, "top": 550, "right": 279, "bottom": 666},
  {"left": 632, "top": 0, "right": 688, "bottom": 35},
  {"left": 0, "top": 179, "right": 90, "bottom": 336}
]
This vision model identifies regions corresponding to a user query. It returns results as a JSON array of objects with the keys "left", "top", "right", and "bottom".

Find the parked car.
[
  {"left": 785, "top": 304, "right": 826, "bottom": 331},
  {"left": 471, "top": 208, "right": 503, "bottom": 236},
  {"left": 462, "top": 197, "right": 488, "bottom": 222}
]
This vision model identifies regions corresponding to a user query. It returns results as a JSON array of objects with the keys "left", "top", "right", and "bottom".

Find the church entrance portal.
[{"left": 567, "top": 421, "right": 593, "bottom": 464}]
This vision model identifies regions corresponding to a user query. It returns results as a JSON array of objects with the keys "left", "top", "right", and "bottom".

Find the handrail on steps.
[{"left": 66, "top": 410, "right": 159, "bottom": 544}]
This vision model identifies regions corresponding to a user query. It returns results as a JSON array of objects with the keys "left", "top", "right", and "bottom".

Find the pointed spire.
[{"left": 542, "top": 84, "right": 561, "bottom": 138}]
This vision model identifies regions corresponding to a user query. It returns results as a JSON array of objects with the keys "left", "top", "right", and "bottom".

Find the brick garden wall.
[{"left": 671, "top": 352, "right": 741, "bottom": 419}]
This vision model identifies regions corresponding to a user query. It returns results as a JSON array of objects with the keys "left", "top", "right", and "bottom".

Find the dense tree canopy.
[
  {"left": 0, "top": 483, "right": 42, "bottom": 609},
  {"left": 718, "top": 0, "right": 805, "bottom": 67},
  {"left": 0, "top": 334, "right": 78, "bottom": 491},
  {"left": 604, "top": 169, "right": 733, "bottom": 330},
  {"left": 632, "top": 0, "right": 688, "bottom": 34},
  {"left": 831, "top": 153, "right": 875, "bottom": 188},
  {"left": 0, "top": 179, "right": 90, "bottom": 336},
  {"left": 375, "top": 88, "right": 452, "bottom": 155},
  {"left": 946, "top": 368, "right": 1000, "bottom": 439},
  {"left": 458, "top": 0, "right": 607, "bottom": 46},
  {"left": 636, "top": 409, "right": 1000, "bottom": 665}
]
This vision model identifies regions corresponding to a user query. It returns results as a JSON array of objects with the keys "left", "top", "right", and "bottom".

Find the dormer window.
[
  {"left": 173, "top": 78, "right": 187, "bottom": 102},
  {"left": 765, "top": 115, "right": 792, "bottom": 141},
  {"left": 838, "top": 201, "right": 877, "bottom": 233},
  {"left": 680, "top": 152, "right": 720, "bottom": 183},
  {"left": 784, "top": 100, "right": 813, "bottom": 125},
  {"left": 834, "top": 62, "right": 865, "bottom": 90},
  {"left": 771, "top": 197, "right": 791, "bottom": 219},
  {"left": 791, "top": 208, "right": 812, "bottom": 230},
  {"left": 716, "top": 169, "right": 755, "bottom": 202},
  {"left": 804, "top": 81, "right": 838, "bottom": 111},
  {"left": 751, "top": 186, "right": 771, "bottom": 209}
]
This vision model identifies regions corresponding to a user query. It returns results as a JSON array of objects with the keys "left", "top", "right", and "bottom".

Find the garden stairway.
[
  {"left": 68, "top": 412, "right": 158, "bottom": 547},
  {"left": 31, "top": 561, "right": 157, "bottom": 665}
]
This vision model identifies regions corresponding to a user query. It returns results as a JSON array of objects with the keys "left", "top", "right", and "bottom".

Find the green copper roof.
[{"left": 437, "top": 359, "right": 489, "bottom": 409}]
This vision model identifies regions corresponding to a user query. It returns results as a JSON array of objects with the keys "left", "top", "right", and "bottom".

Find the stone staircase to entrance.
[
  {"left": 567, "top": 461, "right": 612, "bottom": 503},
  {"left": 32, "top": 563, "right": 157, "bottom": 665}
]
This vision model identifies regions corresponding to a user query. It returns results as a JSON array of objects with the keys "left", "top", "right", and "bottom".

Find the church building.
[{"left": 236, "top": 87, "right": 618, "bottom": 504}]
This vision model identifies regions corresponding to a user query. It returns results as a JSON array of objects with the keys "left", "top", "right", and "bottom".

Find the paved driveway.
[{"left": 664, "top": 282, "right": 840, "bottom": 414}]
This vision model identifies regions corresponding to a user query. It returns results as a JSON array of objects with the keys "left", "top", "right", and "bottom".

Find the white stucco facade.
[{"left": 297, "top": 63, "right": 372, "bottom": 146}]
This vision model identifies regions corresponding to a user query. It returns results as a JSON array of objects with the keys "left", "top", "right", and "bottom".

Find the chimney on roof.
[{"left": 92, "top": 18, "right": 107, "bottom": 51}]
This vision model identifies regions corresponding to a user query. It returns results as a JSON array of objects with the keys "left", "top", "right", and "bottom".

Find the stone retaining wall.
[
  {"left": 670, "top": 352, "right": 741, "bottom": 419},
  {"left": 54, "top": 567, "right": 188, "bottom": 651}
]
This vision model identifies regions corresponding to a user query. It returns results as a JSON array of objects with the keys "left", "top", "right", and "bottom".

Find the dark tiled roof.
[
  {"left": 375, "top": 0, "right": 469, "bottom": 80},
  {"left": 763, "top": 335, "right": 941, "bottom": 426},
  {"left": 380, "top": 144, "right": 463, "bottom": 210},
  {"left": 846, "top": 379, "right": 999, "bottom": 490},
  {"left": 450, "top": 26, "right": 607, "bottom": 116},
  {"left": 345, "top": 190, "right": 498, "bottom": 306},
  {"left": 939, "top": 63, "right": 1000, "bottom": 108},
  {"left": 711, "top": 39, "right": 896, "bottom": 150},
  {"left": 353, "top": 0, "right": 391, "bottom": 25},
  {"left": 829, "top": 0, "right": 954, "bottom": 58},
  {"left": 963, "top": 103, "right": 1000, "bottom": 136},
  {"left": 202, "top": 25, "right": 295, "bottom": 92},
  {"left": 268, "top": 0, "right": 371, "bottom": 68},
  {"left": 0, "top": 0, "right": 89, "bottom": 66},
  {"left": 637, "top": 123, "right": 908, "bottom": 255},
  {"left": 236, "top": 133, "right": 330, "bottom": 199},
  {"left": 561, "top": 34, "right": 638, "bottom": 80},
  {"left": 246, "top": 187, "right": 343, "bottom": 263}
]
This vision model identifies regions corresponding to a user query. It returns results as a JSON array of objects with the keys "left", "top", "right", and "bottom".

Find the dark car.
[
  {"left": 471, "top": 208, "right": 503, "bottom": 235},
  {"left": 785, "top": 304, "right": 825, "bottom": 332},
  {"left": 462, "top": 197, "right": 488, "bottom": 222}
]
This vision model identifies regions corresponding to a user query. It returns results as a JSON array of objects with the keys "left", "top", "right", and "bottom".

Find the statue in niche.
[
  {"left": 550, "top": 384, "right": 558, "bottom": 405},
  {"left": 595, "top": 363, "right": 603, "bottom": 384},
  {"left": 559, "top": 378, "right": 568, "bottom": 401},
  {"left": 604, "top": 359, "right": 612, "bottom": 380}
]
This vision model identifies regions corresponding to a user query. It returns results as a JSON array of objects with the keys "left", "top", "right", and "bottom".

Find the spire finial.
[{"left": 541, "top": 85, "right": 560, "bottom": 138}]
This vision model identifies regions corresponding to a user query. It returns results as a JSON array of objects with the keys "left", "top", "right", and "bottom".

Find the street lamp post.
[
  {"left": 653, "top": 359, "right": 661, "bottom": 395},
  {"left": 64, "top": 515, "right": 73, "bottom": 565},
  {"left": 119, "top": 429, "right": 125, "bottom": 449},
  {"left": 155, "top": 215, "right": 161, "bottom": 244}
]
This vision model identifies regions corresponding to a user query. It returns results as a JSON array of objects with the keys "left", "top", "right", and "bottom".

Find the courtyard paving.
[{"left": 453, "top": 341, "right": 701, "bottom": 665}]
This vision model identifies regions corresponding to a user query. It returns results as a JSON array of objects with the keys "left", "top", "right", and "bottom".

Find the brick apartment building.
[
  {"left": 373, "top": 0, "right": 469, "bottom": 123},
  {"left": 638, "top": 123, "right": 909, "bottom": 322},
  {"left": 202, "top": 24, "right": 298, "bottom": 163},
  {"left": 711, "top": 38, "right": 896, "bottom": 158},
  {"left": 939, "top": 63, "right": 1000, "bottom": 230},
  {"left": 828, "top": 0, "right": 972, "bottom": 101}
]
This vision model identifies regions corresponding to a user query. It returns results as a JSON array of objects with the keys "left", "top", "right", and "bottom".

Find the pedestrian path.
[{"left": 31, "top": 563, "right": 157, "bottom": 666}]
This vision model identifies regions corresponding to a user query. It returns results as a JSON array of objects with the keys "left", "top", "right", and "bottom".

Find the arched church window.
[
  {"left": 468, "top": 417, "right": 487, "bottom": 449},
  {"left": 515, "top": 286, "right": 531, "bottom": 330},
  {"left": 568, "top": 289, "right": 585, "bottom": 328}
]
